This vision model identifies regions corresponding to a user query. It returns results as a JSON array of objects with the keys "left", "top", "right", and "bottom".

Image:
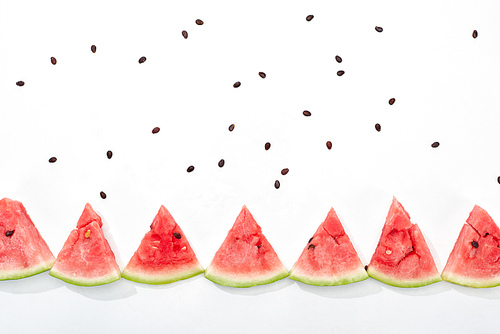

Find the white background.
[{"left": 0, "top": 0, "right": 499, "bottom": 333}]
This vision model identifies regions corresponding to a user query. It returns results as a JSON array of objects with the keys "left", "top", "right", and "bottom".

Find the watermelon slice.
[
  {"left": 204, "top": 206, "right": 288, "bottom": 288},
  {"left": 122, "top": 205, "right": 204, "bottom": 284},
  {"left": 366, "top": 197, "right": 441, "bottom": 287},
  {"left": 289, "top": 208, "right": 368, "bottom": 286},
  {"left": 441, "top": 205, "right": 500, "bottom": 288},
  {"left": 49, "top": 203, "right": 121, "bottom": 286},
  {"left": 0, "top": 198, "right": 55, "bottom": 280}
]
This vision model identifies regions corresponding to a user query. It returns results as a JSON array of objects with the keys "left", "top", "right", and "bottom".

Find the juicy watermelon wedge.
[
  {"left": 0, "top": 198, "right": 55, "bottom": 280},
  {"left": 122, "top": 206, "right": 204, "bottom": 284},
  {"left": 204, "top": 206, "right": 288, "bottom": 288},
  {"left": 289, "top": 208, "right": 368, "bottom": 286},
  {"left": 49, "top": 204, "right": 121, "bottom": 286},
  {"left": 367, "top": 197, "right": 441, "bottom": 287},
  {"left": 441, "top": 205, "right": 500, "bottom": 288}
]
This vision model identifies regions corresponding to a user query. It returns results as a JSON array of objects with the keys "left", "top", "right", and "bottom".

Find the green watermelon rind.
[
  {"left": 49, "top": 269, "right": 121, "bottom": 287},
  {"left": 204, "top": 268, "right": 289, "bottom": 288},
  {"left": 288, "top": 267, "right": 369, "bottom": 286},
  {"left": 0, "top": 259, "right": 55, "bottom": 281},
  {"left": 122, "top": 264, "right": 205, "bottom": 285},
  {"left": 441, "top": 272, "right": 500, "bottom": 288},
  {"left": 367, "top": 266, "right": 442, "bottom": 288}
]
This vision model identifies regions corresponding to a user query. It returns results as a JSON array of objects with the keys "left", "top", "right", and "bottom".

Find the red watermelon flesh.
[
  {"left": 0, "top": 198, "right": 55, "bottom": 280},
  {"left": 204, "top": 206, "right": 288, "bottom": 287},
  {"left": 122, "top": 205, "right": 204, "bottom": 284},
  {"left": 49, "top": 204, "right": 121, "bottom": 286},
  {"left": 366, "top": 197, "right": 441, "bottom": 287},
  {"left": 441, "top": 205, "right": 500, "bottom": 288},
  {"left": 289, "top": 208, "right": 368, "bottom": 286}
]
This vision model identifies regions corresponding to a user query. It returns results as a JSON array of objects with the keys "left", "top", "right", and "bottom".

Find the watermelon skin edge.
[
  {"left": 367, "top": 266, "right": 442, "bottom": 288},
  {"left": 441, "top": 272, "right": 500, "bottom": 289},
  {"left": 49, "top": 269, "right": 121, "bottom": 287},
  {"left": 122, "top": 264, "right": 204, "bottom": 285},
  {"left": 204, "top": 268, "right": 289, "bottom": 288},
  {"left": 289, "top": 267, "right": 369, "bottom": 286},
  {"left": 0, "top": 259, "right": 55, "bottom": 281}
]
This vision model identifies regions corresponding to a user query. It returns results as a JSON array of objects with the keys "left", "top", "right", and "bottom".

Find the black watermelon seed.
[
  {"left": 196, "top": 19, "right": 204, "bottom": 25},
  {"left": 472, "top": 240, "right": 479, "bottom": 248},
  {"left": 100, "top": 191, "right": 107, "bottom": 199},
  {"left": 91, "top": 45, "right": 96, "bottom": 53},
  {"left": 375, "top": 26, "right": 383, "bottom": 32},
  {"left": 303, "top": 110, "right": 311, "bottom": 117},
  {"left": 335, "top": 55, "right": 342, "bottom": 63},
  {"left": 16, "top": 81, "right": 25, "bottom": 86},
  {"left": 337, "top": 70, "right": 345, "bottom": 76},
  {"left": 152, "top": 127, "right": 160, "bottom": 134},
  {"left": 258, "top": 72, "right": 266, "bottom": 78},
  {"left": 497, "top": 176, "right": 500, "bottom": 184},
  {"left": 431, "top": 142, "right": 440, "bottom": 148},
  {"left": 229, "top": 124, "right": 235, "bottom": 132},
  {"left": 308, "top": 244, "right": 315, "bottom": 250},
  {"left": 472, "top": 30, "right": 478, "bottom": 39},
  {"left": 389, "top": 98, "right": 396, "bottom": 105},
  {"left": 182, "top": 30, "right": 188, "bottom": 39},
  {"left": 50, "top": 57, "right": 57, "bottom": 65},
  {"left": 326, "top": 141, "right": 332, "bottom": 150},
  {"left": 306, "top": 15, "right": 314, "bottom": 21},
  {"left": 274, "top": 180, "right": 280, "bottom": 189},
  {"left": 308, "top": 237, "right": 313, "bottom": 243},
  {"left": 257, "top": 244, "right": 262, "bottom": 248},
  {"left": 138, "top": 56, "right": 147, "bottom": 64},
  {"left": 265, "top": 142, "right": 271, "bottom": 150},
  {"left": 48, "top": 157, "right": 57, "bottom": 163},
  {"left": 281, "top": 168, "right": 289, "bottom": 175},
  {"left": 5, "top": 230, "right": 14, "bottom": 237},
  {"left": 107, "top": 150, "right": 113, "bottom": 159},
  {"left": 233, "top": 81, "right": 241, "bottom": 88},
  {"left": 218, "top": 159, "right": 225, "bottom": 167},
  {"left": 187, "top": 165, "right": 195, "bottom": 173},
  {"left": 375, "top": 123, "right": 381, "bottom": 132},
  {"left": 173, "top": 232, "right": 182, "bottom": 239},
  {"left": 364, "top": 265, "right": 368, "bottom": 271}
]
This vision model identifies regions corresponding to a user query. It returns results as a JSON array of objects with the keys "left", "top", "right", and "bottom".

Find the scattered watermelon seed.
[
  {"left": 472, "top": 30, "right": 478, "bottom": 39},
  {"left": 48, "top": 157, "right": 57, "bottom": 163},
  {"left": 431, "top": 142, "right": 440, "bottom": 148},
  {"left": 100, "top": 191, "right": 107, "bottom": 199},
  {"left": 85, "top": 230, "right": 91, "bottom": 238},
  {"left": 335, "top": 55, "right": 342, "bottom": 63},
  {"left": 233, "top": 81, "right": 241, "bottom": 88},
  {"left": 326, "top": 141, "right": 332, "bottom": 150},
  {"left": 389, "top": 98, "right": 396, "bottom": 105},
  {"left": 265, "top": 142, "right": 271, "bottom": 150},
  {"left": 274, "top": 180, "right": 280, "bottom": 189},
  {"left": 364, "top": 265, "right": 368, "bottom": 271},
  {"left": 308, "top": 237, "right": 313, "bottom": 243},
  {"left": 259, "top": 72, "right": 266, "bottom": 78},
  {"left": 173, "top": 232, "right": 182, "bottom": 239},
  {"left": 485, "top": 233, "right": 490, "bottom": 237},
  {"left": 138, "top": 56, "right": 147, "bottom": 64},
  {"left": 386, "top": 249, "right": 392, "bottom": 255},
  {"left": 337, "top": 70, "right": 345, "bottom": 76},
  {"left": 182, "top": 30, "right": 188, "bottom": 39},
  {"left": 229, "top": 124, "right": 235, "bottom": 132},
  {"left": 306, "top": 15, "right": 314, "bottom": 21},
  {"left": 303, "top": 110, "right": 311, "bottom": 117},
  {"left": 472, "top": 240, "right": 479, "bottom": 248},
  {"left": 107, "top": 150, "right": 113, "bottom": 159},
  {"left": 497, "top": 176, "right": 500, "bottom": 184},
  {"left": 5, "top": 230, "right": 14, "bottom": 237},
  {"left": 281, "top": 168, "right": 289, "bottom": 175},
  {"left": 218, "top": 159, "right": 225, "bottom": 167},
  {"left": 196, "top": 19, "right": 204, "bottom": 25},
  {"left": 308, "top": 244, "right": 315, "bottom": 250},
  {"left": 91, "top": 45, "right": 96, "bottom": 53},
  {"left": 187, "top": 165, "right": 195, "bottom": 173},
  {"left": 152, "top": 127, "right": 160, "bottom": 134},
  {"left": 50, "top": 57, "right": 57, "bottom": 65},
  {"left": 16, "top": 81, "right": 25, "bottom": 86},
  {"left": 375, "top": 123, "right": 381, "bottom": 132},
  {"left": 375, "top": 26, "right": 383, "bottom": 32}
]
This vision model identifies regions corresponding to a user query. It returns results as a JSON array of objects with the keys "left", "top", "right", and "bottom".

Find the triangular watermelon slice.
[
  {"left": 122, "top": 206, "right": 204, "bottom": 284},
  {"left": 204, "top": 206, "right": 288, "bottom": 288},
  {"left": 289, "top": 208, "right": 368, "bottom": 286},
  {"left": 49, "top": 204, "right": 121, "bottom": 286},
  {"left": 441, "top": 205, "right": 500, "bottom": 288},
  {"left": 0, "top": 198, "right": 55, "bottom": 280},
  {"left": 366, "top": 197, "right": 441, "bottom": 287}
]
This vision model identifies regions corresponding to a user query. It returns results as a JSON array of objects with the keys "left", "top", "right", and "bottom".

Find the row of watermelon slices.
[{"left": 0, "top": 197, "right": 498, "bottom": 288}]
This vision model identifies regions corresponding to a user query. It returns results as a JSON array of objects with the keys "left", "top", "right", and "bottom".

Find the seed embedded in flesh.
[
  {"left": 91, "top": 45, "right": 96, "bottom": 53},
  {"left": 5, "top": 230, "right": 14, "bottom": 237},
  {"left": 472, "top": 30, "right": 478, "bottom": 39},
  {"left": 259, "top": 72, "right": 266, "bottom": 78},
  {"left": 335, "top": 55, "right": 342, "bottom": 63},
  {"left": 187, "top": 165, "right": 195, "bottom": 173},
  {"left": 85, "top": 230, "right": 91, "bottom": 238},
  {"left": 281, "top": 168, "right": 289, "bottom": 175},
  {"left": 375, "top": 123, "right": 381, "bottom": 132},
  {"left": 50, "top": 57, "right": 57, "bottom": 65},
  {"left": 337, "top": 70, "right": 345, "bottom": 76},
  {"left": 306, "top": 15, "right": 314, "bottom": 21},
  {"left": 107, "top": 151, "right": 113, "bottom": 159},
  {"left": 173, "top": 232, "right": 182, "bottom": 239},
  {"left": 152, "top": 127, "right": 160, "bottom": 134},
  {"left": 431, "top": 142, "right": 440, "bottom": 148},
  {"left": 303, "top": 110, "right": 311, "bottom": 117},
  {"left": 228, "top": 124, "right": 235, "bottom": 132},
  {"left": 233, "top": 81, "right": 241, "bottom": 88},
  {"left": 364, "top": 265, "right": 368, "bottom": 271},
  {"left": 196, "top": 19, "right": 204, "bottom": 25},
  {"left": 375, "top": 26, "right": 383, "bottom": 32},
  {"left": 472, "top": 240, "right": 479, "bottom": 248},
  {"left": 218, "top": 159, "right": 225, "bottom": 167},
  {"left": 100, "top": 191, "right": 107, "bottom": 199},
  {"left": 265, "top": 142, "right": 271, "bottom": 150},
  {"left": 386, "top": 249, "right": 392, "bottom": 255},
  {"left": 326, "top": 141, "right": 332, "bottom": 150},
  {"left": 308, "top": 244, "right": 315, "bottom": 250},
  {"left": 48, "top": 157, "right": 57, "bottom": 163},
  {"left": 182, "top": 30, "right": 188, "bottom": 39},
  {"left": 138, "top": 56, "right": 147, "bottom": 64},
  {"left": 389, "top": 98, "right": 396, "bottom": 105},
  {"left": 308, "top": 237, "right": 313, "bottom": 243},
  {"left": 274, "top": 180, "right": 280, "bottom": 189},
  {"left": 16, "top": 81, "right": 25, "bottom": 86}
]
